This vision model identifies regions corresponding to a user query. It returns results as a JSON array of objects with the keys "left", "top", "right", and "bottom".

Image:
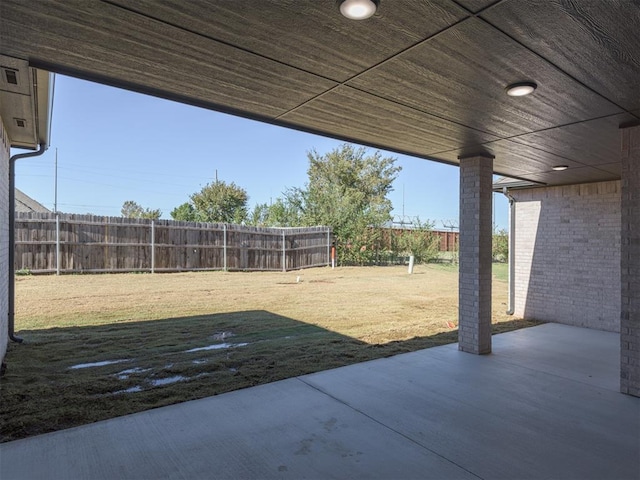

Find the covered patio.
[
  {"left": 1, "top": 1, "right": 638, "bottom": 384},
  {"left": 0, "top": 2, "right": 638, "bottom": 477},
  {"left": 1, "top": 323, "right": 638, "bottom": 479}
]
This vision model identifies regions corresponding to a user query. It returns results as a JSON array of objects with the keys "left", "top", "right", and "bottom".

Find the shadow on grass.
[{"left": 0, "top": 311, "right": 540, "bottom": 442}]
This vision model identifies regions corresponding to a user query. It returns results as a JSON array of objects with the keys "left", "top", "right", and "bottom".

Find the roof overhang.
[
  {"left": 0, "top": 55, "right": 53, "bottom": 150},
  {"left": 492, "top": 176, "right": 542, "bottom": 193},
  {"left": 0, "top": 1, "right": 637, "bottom": 183}
]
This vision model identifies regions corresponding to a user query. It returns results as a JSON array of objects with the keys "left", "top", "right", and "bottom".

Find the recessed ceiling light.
[
  {"left": 506, "top": 82, "right": 537, "bottom": 97},
  {"left": 552, "top": 165, "right": 569, "bottom": 171},
  {"left": 338, "top": 0, "right": 379, "bottom": 20}
]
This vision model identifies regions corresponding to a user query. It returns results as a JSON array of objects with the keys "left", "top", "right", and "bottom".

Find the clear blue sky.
[{"left": 13, "top": 75, "right": 508, "bottom": 230}]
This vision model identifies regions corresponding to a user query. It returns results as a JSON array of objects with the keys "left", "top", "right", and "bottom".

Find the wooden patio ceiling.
[{"left": 1, "top": 0, "right": 638, "bottom": 185}]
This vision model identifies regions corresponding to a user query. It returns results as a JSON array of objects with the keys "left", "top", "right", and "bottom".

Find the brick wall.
[
  {"left": 512, "top": 181, "right": 620, "bottom": 332},
  {"left": 0, "top": 117, "right": 9, "bottom": 364},
  {"left": 620, "top": 125, "right": 639, "bottom": 396}
]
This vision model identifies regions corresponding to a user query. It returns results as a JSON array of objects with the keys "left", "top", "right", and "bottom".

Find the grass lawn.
[
  {"left": 1, "top": 263, "right": 536, "bottom": 442},
  {"left": 492, "top": 261, "right": 509, "bottom": 282}
]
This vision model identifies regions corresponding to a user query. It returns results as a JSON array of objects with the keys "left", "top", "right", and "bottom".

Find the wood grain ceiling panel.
[
  {"left": 454, "top": 0, "right": 500, "bottom": 13},
  {"left": 525, "top": 166, "right": 620, "bottom": 187},
  {"left": 508, "top": 113, "right": 636, "bottom": 168},
  {"left": 595, "top": 163, "right": 621, "bottom": 176},
  {"left": 0, "top": 0, "right": 336, "bottom": 118},
  {"left": 0, "top": 0, "right": 634, "bottom": 187},
  {"left": 348, "top": 17, "right": 622, "bottom": 138},
  {"left": 435, "top": 139, "right": 604, "bottom": 178},
  {"left": 482, "top": 0, "right": 640, "bottom": 111},
  {"left": 106, "top": 0, "right": 468, "bottom": 83},
  {"left": 280, "top": 86, "right": 499, "bottom": 158}
]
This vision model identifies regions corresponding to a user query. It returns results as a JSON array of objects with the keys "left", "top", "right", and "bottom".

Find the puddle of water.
[
  {"left": 185, "top": 342, "right": 248, "bottom": 353},
  {"left": 192, "top": 359, "right": 208, "bottom": 365},
  {"left": 110, "top": 373, "right": 194, "bottom": 394},
  {"left": 69, "top": 359, "right": 130, "bottom": 370},
  {"left": 112, "top": 385, "right": 143, "bottom": 394},
  {"left": 115, "top": 367, "right": 152, "bottom": 380},
  {"left": 150, "top": 376, "right": 187, "bottom": 387},
  {"left": 111, "top": 375, "right": 188, "bottom": 394}
]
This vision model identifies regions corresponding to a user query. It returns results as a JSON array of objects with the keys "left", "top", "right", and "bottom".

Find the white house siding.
[{"left": 512, "top": 181, "right": 620, "bottom": 332}]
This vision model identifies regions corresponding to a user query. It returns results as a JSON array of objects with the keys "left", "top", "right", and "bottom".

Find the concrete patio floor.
[{"left": 1, "top": 323, "right": 638, "bottom": 480}]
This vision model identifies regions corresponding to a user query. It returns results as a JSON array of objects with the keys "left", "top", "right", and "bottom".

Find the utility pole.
[{"left": 54, "top": 147, "right": 58, "bottom": 212}]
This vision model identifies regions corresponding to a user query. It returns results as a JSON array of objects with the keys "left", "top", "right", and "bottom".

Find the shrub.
[
  {"left": 493, "top": 228, "right": 509, "bottom": 262},
  {"left": 395, "top": 229, "right": 440, "bottom": 263}
]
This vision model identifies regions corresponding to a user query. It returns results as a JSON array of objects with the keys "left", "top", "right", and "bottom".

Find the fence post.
[
  {"left": 282, "top": 229, "right": 286, "bottom": 272},
  {"left": 151, "top": 220, "right": 155, "bottom": 273},
  {"left": 326, "top": 228, "right": 330, "bottom": 267},
  {"left": 55, "top": 213, "right": 60, "bottom": 275},
  {"left": 223, "top": 224, "right": 227, "bottom": 272}
]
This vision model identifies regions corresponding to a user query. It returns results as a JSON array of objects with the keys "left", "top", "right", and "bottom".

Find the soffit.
[
  {"left": 279, "top": 86, "right": 499, "bottom": 160},
  {"left": 0, "top": 0, "right": 638, "bottom": 185},
  {"left": 508, "top": 113, "right": 637, "bottom": 169},
  {"left": 454, "top": 0, "right": 497, "bottom": 13},
  {"left": 482, "top": 1, "right": 640, "bottom": 112},
  {"left": 106, "top": 0, "right": 468, "bottom": 83},
  {"left": 0, "top": 0, "right": 337, "bottom": 118},
  {"left": 348, "top": 17, "right": 622, "bottom": 138},
  {"left": 435, "top": 112, "right": 637, "bottom": 181},
  {"left": 0, "top": 56, "right": 37, "bottom": 148}
]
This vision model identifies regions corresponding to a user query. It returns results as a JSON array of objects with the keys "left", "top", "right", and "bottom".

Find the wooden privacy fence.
[
  {"left": 15, "top": 213, "right": 331, "bottom": 274},
  {"left": 371, "top": 228, "right": 459, "bottom": 252}
]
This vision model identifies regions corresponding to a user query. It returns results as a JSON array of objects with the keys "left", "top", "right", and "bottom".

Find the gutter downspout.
[
  {"left": 502, "top": 186, "right": 515, "bottom": 315},
  {"left": 8, "top": 143, "right": 48, "bottom": 343}
]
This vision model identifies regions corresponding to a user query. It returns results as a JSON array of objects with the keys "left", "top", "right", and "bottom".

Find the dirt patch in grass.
[{"left": 1, "top": 264, "right": 539, "bottom": 442}]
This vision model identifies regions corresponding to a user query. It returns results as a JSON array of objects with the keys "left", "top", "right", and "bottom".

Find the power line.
[{"left": 17, "top": 158, "right": 225, "bottom": 182}]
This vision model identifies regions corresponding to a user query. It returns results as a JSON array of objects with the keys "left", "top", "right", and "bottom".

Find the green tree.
[
  {"left": 394, "top": 219, "right": 441, "bottom": 264},
  {"left": 267, "top": 197, "right": 303, "bottom": 227},
  {"left": 248, "top": 203, "right": 270, "bottom": 226},
  {"left": 248, "top": 198, "right": 303, "bottom": 227},
  {"left": 170, "top": 202, "right": 197, "bottom": 222},
  {"left": 121, "top": 200, "right": 161, "bottom": 220},
  {"left": 493, "top": 227, "right": 509, "bottom": 262},
  {"left": 191, "top": 180, "right": 248, "bottom": 223},
  {"left": 172, "top": 180, "right": 248, "bottom": 224},
  {"left": 293, "top": 144, "right": 401, "bottom": 264}
]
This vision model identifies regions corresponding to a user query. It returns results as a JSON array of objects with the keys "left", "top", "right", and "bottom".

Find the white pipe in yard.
[{"left": 408, "top": 255, "right": 415, "bottom": 274}]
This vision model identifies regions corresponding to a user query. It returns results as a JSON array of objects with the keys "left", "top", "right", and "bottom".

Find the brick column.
[
  {"left": 620, "top": 124, "right": 640, "bottom": 396},
  {"left": 458, "top": 155, "right": 493, "bottom": 354}
]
